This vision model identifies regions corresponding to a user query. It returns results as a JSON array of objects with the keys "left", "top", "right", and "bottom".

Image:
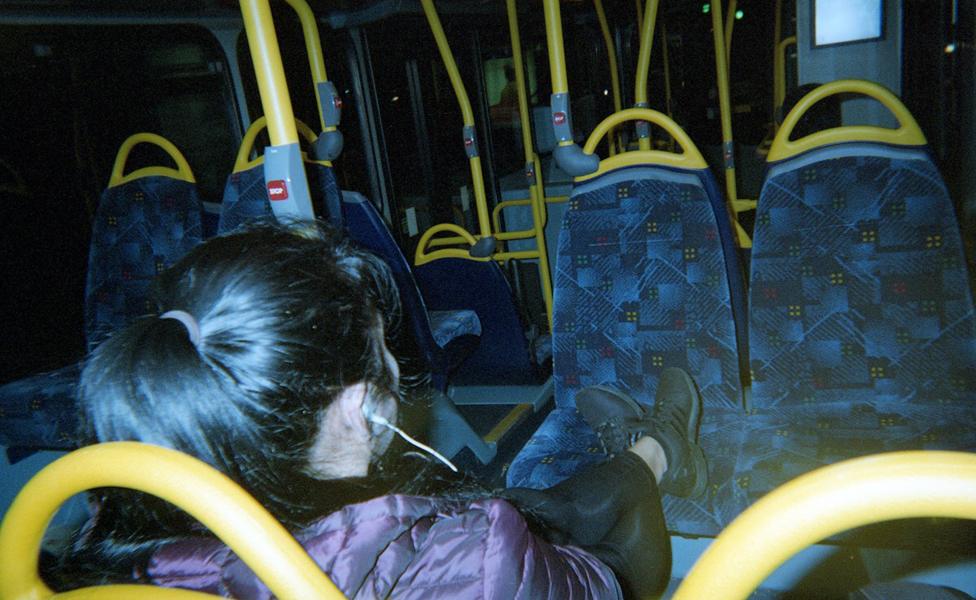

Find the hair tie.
[{"left": 160, "top": 310, "right": 201, "bottom": 347}]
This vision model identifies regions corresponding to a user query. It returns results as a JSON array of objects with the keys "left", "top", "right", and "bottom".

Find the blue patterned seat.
[
  {"left": 414, "top": 257, "right": 544, "bottom": 385},
  {"left": 218, "top": 118, "right": 342, "bottom": 235},
  {"left": 1, "top": 134, "right": 203, "bottom": 457},
  {"left": 740, "top": 81, "right": 976, "bottom": 505},
  {"left": 506, "top": 130, "right": 749, "bottom": 535},
  {"left": 340, "top": 192, "right": 481, "bottom": 391}
]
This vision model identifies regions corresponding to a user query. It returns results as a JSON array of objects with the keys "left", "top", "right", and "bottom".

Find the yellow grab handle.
[
  {"left": 579, "top": 109, "right": 708, "bottom": 174},
  {"left": 234, "top": 117, "right": 322, "bottom": 172},
  {"left": 674, "top": 451, "right": 976, "bottom": 600},
  {"left": 769, "top": 79, "right": 928, "bottom": 162},
  {"left": 0, "top": 442, "right": 343, "bottom": 600},
  {"left": 414, "top": 223, "right": 489, "bottom": 266},
  {"left": 109, "top": 133, "right": 195, "bottom": 187}
]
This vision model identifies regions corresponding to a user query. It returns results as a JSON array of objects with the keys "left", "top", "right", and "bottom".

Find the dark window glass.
[{"left": 0, "top": 24, "right": 237, "bottom": 382}]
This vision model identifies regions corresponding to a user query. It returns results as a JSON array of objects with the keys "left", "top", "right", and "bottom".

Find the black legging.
[{"left": 503, "top": 452, "right": 670, "bottom": 599}]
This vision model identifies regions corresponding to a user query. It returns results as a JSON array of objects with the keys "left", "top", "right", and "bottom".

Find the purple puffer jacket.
[{"left": 148, "top": 494, "right": 622, "bottom": 599}]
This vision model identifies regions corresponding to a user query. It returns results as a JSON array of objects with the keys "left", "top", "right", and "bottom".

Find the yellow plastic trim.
[
  {"left": 673, "top": 451, "right": 976, "bottom": 600},
  {"left": 234, "top": 117, "right": 325, "bottom": 172},
  {"left": 108, "top": 133, "right": 195, "bottom": 187},
  {"left": 239, "top": 0, "right": 300, "bottom": 149},
  {"left": 414, "top": 223, "right": 490, "bottom": 266},
  {"left": 576, "top": 109, "right": 707, "bottom": 181},
  {"left": 0, "top": 442, "right": 342, "bottom": 600},
  {"left": 769, "top": 79, "right": 928, "bottom": 162}
]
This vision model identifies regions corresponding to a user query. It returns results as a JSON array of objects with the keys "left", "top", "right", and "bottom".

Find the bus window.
[{"left": 0, "top": 23, "right": 237, "bottom": 383}]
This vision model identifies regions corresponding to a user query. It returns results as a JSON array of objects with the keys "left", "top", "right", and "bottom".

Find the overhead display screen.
[{"left": 814, "top": 0, "right": 884, "bottom": 47}]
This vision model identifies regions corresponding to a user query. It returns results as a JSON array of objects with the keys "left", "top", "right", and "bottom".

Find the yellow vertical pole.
[
  {"left": 711, "top": 0, "right": 751, "bottom": 247},
  {"left": 725, "top": 0, "right": 736, "bottom": 66},
  {"left": 593, "top": 0, "right": 623, "bottom": 155},
  {"left": 634, "top": 0, "right": 660, "bottom": 151},
  {"left": 506, "top": 0, "right": 553, "bottom": 325},
  {"left": 240, "top": 0, "right": 299, "bottom": 148},
  {"left": 282, "top": 0, "right": 328, "bottom": 131},
  {"left": 542, "top": 0, "right": 570, "bottom": 99},
  {"left": 419, "top": 0, "right": 492, "bottom": 240}
]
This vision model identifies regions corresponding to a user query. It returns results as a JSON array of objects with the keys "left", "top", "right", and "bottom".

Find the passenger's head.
[{"left": 79, "top": 221, "right": 402, "bottom": 528}]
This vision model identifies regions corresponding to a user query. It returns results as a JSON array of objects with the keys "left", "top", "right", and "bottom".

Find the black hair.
[{"left": 52, "top": 221, "right": 486, "bottom": 587}]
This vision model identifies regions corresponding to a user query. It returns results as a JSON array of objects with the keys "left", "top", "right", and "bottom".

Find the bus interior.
[{"left": 0, "top": 0, "right": 975, "bottom": 597}]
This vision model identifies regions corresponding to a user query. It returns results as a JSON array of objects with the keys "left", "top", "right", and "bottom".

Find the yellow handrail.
[
  {"left": 634, "top": 0, "right": 661, "bottom": 152},
  {"left": 593, "top": 0, "right": 623, "bottom": 155},
  {"left": 773, "top": 36, "right": 797, "bottom": 122},
  {"left": 419, "top": 0, "right": 491, "bottom": 240},
  {"left": 724, "top": 0, "right": 736, "bottom": 66},
  {"left": 0, "top": 442, "right": 342, "bottom": 600},
  {"left": 414, "top": 223, "right": 490, "bottom": 266},
  {"left": 234, "top": 117, "right": 323, "bottom": 172},
  {"left": 109, "top": 133, "right": 195, "bottom": 187},
  {"left": 505, "top": 0, "right": 553, "bottom": 325},
  {"left": 709, "top": 0, "right": 752, "bottom": 248},
  {"left": 576, "top": 108, "right": 708, "bottom": 180},
  {"left": 673, "top": 451, "right": 976, "bottom": 600},
  {"left": 281, "top": 0, "right": 329, "bottom": 132},
  {"left": 239, "top": 0, "right": 300, "bottom": 150},
  {"left": 768, "top": 79, "right": 928, "bottom": 162}
]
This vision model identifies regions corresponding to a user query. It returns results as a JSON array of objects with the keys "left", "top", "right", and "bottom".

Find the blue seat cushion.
[
  {"left": 428, "top": 309, "right": 481, "bottom": 349},
  {"left": 0, "top": 363, "right": 82, "bottom": 457}
]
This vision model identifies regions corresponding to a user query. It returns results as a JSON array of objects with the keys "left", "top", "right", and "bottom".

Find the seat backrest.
[
  {"left": 413, "top": 257, "right": 539, "bottom": 385},
  {"left": 554, "top": 164, "right": 746, "bottom": 413},
  {"left": 218, "top": 117, "right": 341, "bottom": 235},
  {"left": 85, "top": 134, "right": 202, "bottom": 351},
  {"left": 749, "top": 81, "right": 976, "bottom": 410},
  {"left": 339, "top": 192, "right": 441, "bottom": 368}
]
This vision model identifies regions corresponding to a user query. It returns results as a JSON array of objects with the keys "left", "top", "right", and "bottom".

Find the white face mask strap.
[{"left": 368, "top": 413, "right": 459, "bottom": 473}]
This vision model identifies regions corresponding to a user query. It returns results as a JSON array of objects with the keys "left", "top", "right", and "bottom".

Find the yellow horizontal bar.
[
  {"left": 732, "top": 199, "right": 757, "bottom": 213},
  {"left": 484, "top": 404, "right": 532, "bottom": 444}
]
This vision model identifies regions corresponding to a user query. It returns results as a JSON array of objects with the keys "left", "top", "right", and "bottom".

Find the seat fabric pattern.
[
  {"left": 507, "top": 166, "right": 747, "bottom": 535},
  {"left": 85, "top": 178, "right": 203, "bottom": 352},
  {"left": 218, "top": 162, "right": 340, "bottom": 235},
  {"left": 749, "top": 147, "right": 976, "bottom": 408},
  {"left": 742, "top": 144, "right": 976, "bottom": 507},
  {"left": 0, "top": 363, "right": 82, "bottom": 454},
  {"left": 733, "top": 402, "right": 976, "bottom": 509}
]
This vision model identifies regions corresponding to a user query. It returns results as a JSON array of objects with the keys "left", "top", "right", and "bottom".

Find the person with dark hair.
[{"left": 50, "top": 220, "right": 708, "bottom": 599}]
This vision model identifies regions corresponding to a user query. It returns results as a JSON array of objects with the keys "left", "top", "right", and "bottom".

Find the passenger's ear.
[{"left": 334, "top": 382, "right": 369, "bottom": 436}]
